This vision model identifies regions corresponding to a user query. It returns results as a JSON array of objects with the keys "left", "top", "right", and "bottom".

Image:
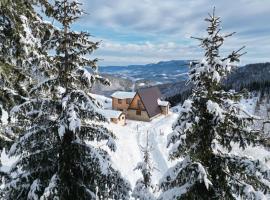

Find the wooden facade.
[
  {"left": 112, "top": 97, "right": 132, "bottom": 113},
  {"left": 127, "top": 93, "right": 150, "bottom": 121},
  {"left": 128, "top": 94, "right": 145, "bottom": 110}
]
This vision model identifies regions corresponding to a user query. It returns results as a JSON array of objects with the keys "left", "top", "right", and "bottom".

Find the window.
[
  {"left": 136, "top": 110, "right": 141, "bottom": 115},
  {"left": 118, "top": 99, "right": 122, "bottom": 104},
  {"left": 126, "top": 99, "right": 131, "bottom": 104}
]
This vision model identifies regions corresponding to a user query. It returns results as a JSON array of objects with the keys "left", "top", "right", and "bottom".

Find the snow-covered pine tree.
[
  {"left": 0, "top": 0, "right": 54, "bottom": 184},
  {"left": 159, "top": 9, "right": 270, "bottom": 200},
  {"left": 132, "top": 133, "right": 156, "bottom": 200},
  {"left": 0, "top": 0, "right": 54, "bottom": 114},
  {"left": 3, "top": 0, "right": 131, "bottom": 199}
]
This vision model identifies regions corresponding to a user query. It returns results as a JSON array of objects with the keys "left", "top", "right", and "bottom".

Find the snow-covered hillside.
[
  {"left": 1, "top": 94, "right": 270, "bottom": 194},
  {"left": 108, "top": 113, "right": 179, "bottom": 188},
  {"left": 91, "top": 93, "right": 179, "bottom": 187},
  {"left": 92, "top": 94, "right": 270, "bottom": 190}
]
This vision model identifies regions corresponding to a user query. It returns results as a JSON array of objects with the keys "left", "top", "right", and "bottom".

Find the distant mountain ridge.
[
  {"left": 94, "top": 61, "right": 270, "bottom": 105},
  {"left": 101, "top": 60, "right": 189, "bottom": 68},
  {"left": 164, "top": 62, "right": 270, "bottom": 106},
  {"left": 99, "top": 60, "right": 190, "bottom": 84}
]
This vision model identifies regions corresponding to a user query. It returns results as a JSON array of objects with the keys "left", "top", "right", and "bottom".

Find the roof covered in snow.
[
  {"left": 111, "top": 91, "right": 136, "bottom": 99},
  {"left": 102, "top": 109, "right": 124, "bottom": 119},
  {"left": 157, "top": 99, "right": 169, "bottom": 106}
]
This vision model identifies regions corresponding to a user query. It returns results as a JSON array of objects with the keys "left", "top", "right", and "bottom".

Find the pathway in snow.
[
  {"left": 131, "top": 116, "right": 173, "bottom": 184},
  {"left": 148, "top": 128, "right": 168, "bottom": 178}
]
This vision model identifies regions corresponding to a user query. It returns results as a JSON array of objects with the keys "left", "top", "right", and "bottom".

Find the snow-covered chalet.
[{"left": 111, "top": 87, "right": 169, "bottom": 122}]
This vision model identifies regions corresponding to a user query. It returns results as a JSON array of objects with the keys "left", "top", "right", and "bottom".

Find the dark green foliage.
[
  {"left": 159, "top": 9, "right": 270, "bottom": 200},
  {"left": 2, "top": 0, "right": 130, "bottom": 199},
  {"left": 166, "top": 89, "right": 192, "bottom": 107},
  {"left": 0, "top": 0, "right": 54, "bottom": 185},
  {"left": 167, "top": 63, "right": 270, "bottom": 106}
]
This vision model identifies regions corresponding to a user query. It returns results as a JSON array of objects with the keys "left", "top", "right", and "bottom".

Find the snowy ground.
[
  {"left": 1, "top": 94, "right": 270, "bottom": 195},
  {"left": 99, "top": 94, "right": 270, "bottom": 189},
  {"left": 107, "top": 112, "right": 179, "bottom": 188},
  {"left": 105, "top": 95, "right": 270, "bottom": 189},
  {"left": 90, "top": 94, "right": 179, "bottom": 186}
]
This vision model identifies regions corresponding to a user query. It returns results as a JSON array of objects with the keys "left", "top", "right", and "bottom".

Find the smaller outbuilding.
[
  {"left": 157, "top": 98, "right": 170, "bottom": 115},
  {"left": 102, "top": 109, "right": 126, "bottom": 126}
]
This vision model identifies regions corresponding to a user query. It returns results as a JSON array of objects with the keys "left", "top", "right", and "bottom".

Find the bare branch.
[
  {"left": 224, "top": 32, "right": 236, "bottom": 38},
  {"left": 191, "top": 36, "right": 204, "bottom": 41}
]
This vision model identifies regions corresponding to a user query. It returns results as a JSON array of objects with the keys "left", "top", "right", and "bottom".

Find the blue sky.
[{"left": 73, "top": 0, "right": 270, "bottom": 66}]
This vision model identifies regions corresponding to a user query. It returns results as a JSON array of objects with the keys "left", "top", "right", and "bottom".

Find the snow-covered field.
[
  {"left": 1, "top": 94, "right": 270, "bottom": 193},
  {"left": 92, "top": 93, "right": 179, "bottom": 187},
  {"left": 95, "top": 94, "right": 270, "bottom": 189},
  {"left": 108, "top": 113, "right": 179, "bottom": 188}
]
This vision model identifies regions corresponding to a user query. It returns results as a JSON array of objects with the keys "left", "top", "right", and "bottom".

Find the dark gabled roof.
[{"left": 137, "top": 87, "right": 162, "bottom": 118}]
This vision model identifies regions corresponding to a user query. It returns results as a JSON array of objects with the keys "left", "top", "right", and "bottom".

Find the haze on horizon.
[{"left": 73, "top": 0, "right": 270, "bottom": 66}]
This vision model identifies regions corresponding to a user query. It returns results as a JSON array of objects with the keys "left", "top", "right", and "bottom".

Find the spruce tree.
[
  {"left": 0, "top": 0, "right": 53, "bottom": 115},
  {"left": 159, "top": 9, "right": 270, "bottom": 199},
  {"left": 132, "top": 133, "right": 156, "bottom": 200},
  {"left": 3, "top": 0, "right": 130, "bottom": 199},
  {"left": 0, "top": 0, "right": 53, "bottom": 185}
]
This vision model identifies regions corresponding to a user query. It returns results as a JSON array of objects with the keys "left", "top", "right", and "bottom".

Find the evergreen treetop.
[
  {"left": 3, "top": 0, "right": 131, "bottom": 199},
  {"left": 159, "top": 8, "right": 270, "bottom": 200},
  {"left": 0, "top": 0, "right": 54, "bottom": 185},
  {"left": 132, "top": 132, "right": 156, "bottom": 200}
]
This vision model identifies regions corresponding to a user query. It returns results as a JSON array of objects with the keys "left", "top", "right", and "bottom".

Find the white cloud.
[
  {"left": 92, "top": 34, "right": 270, "bottom": 66},
  {"left": 92, "top": 40, "right": 202, "bottom": 66},
  {"left": 80, "top": 0, "right": 270, "bottom": 65}
]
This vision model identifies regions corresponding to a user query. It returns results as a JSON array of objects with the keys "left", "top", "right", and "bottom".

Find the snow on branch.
[
  {"left": 218, "top": 153, "right": 270, "bottom": 198},
  {"left": 159, "top": 157, "right": 212, "bottom": 200}
]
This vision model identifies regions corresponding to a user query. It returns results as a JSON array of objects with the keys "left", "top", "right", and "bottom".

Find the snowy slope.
[
  {"left": 107, "top": 113, "right": 178, "bottom": 188},
  {"left": 93, "top": 94, "right": 179, "bottom": 187},
  {"left": 1, "top": 94, "right": 270, "bottom": 195},
  {"left": 97, "top": 94, "right": 270, "bottom": 190},
  {"left": 231, "top": 97, "right": 270, "bottom": 162}
]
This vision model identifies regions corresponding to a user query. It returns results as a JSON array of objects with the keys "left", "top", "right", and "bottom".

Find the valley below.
[
  {"left": 90, "top": 59, "right": 270, "bottom": 191},
  {"left": 94, "top": 61, "right": 270, "bottom": 106}
]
